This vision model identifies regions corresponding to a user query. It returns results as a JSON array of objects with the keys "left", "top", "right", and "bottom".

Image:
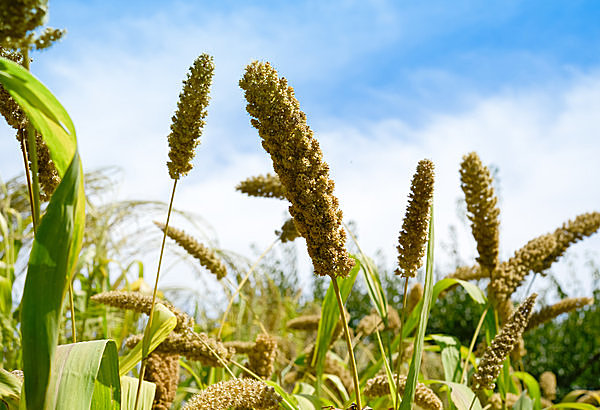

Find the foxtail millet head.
[
  {"left": 167, "top": 53, "right": 214, "bottom": 180},
  {"left": 239, "top": 61, "right": 354, "bottom": 277},
  {"left": 395, "top": 159, "right": 435, "bottom": 278}
]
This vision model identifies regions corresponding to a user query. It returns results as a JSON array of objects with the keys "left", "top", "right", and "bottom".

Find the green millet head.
[
  {"left": 167, "top": 53, "right": 214, "bottom": 180},
  {"left": 396, "top": 159, "right": 435, "bottom": 278},
  {"left": 471, "top": 293, "right": 537, "bottom": 391},
  {"left": 460, "top": 152, "right": 500, "bottom": 275},
  {"left": 239, "top": 61, "right": 354, "bottom": 278}
]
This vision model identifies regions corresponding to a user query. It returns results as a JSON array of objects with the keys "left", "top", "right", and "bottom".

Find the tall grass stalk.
[
  {"left": 218, "top": 237, "right": 278, "bottom": 339},
  {"left": 461, "top": 304, "right": 490, "bottom": 384},
  {"left": 331, "top": 276, "right": 362, "bottom": 409},
  {"left": 394, "top": 277, "right": 410, "bottom": 408},
  {"left": 134, "top": 179, "right": 177, "bottom": 410}
]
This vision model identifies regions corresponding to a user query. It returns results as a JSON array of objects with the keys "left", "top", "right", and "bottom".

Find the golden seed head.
[
  {"left": 0, "top": 0, "right": 47, "bottom": 48},
  {"left": 363, "top": 373, "right": 443, "bottom": 410},
  {"left": 239, "top": 61, "right": 354, "bottom": 278},
  {"left": 34, "top": 133, "right": 59, "bottom": 199},
  {"left": 0, "top": 48, "right": 26, "bottom": 129},
  {"left": 182, "top": 379, "right": 282, "bottom": 410},
  {"left": 223, "top": 340, "right": 255, "bottom": 354},
  {"left": 471, "top": 293, "right": 537, "bottom": 391},
  {"left": 490, "top": 234, "right": 556, "bottom": 303},
  {"left": 539, "top": 371, "right": 557, "bottom": 401},
  {"left": 488, "top": 393, "right": 520, "bottom": 410},
  {"left": 526, "top": 297, "right": 593, "bottom": 331},
  {"left": 356, "top": 313, "right": 383, "bottom": 336},
  {"left": 286, "top": 314, "right": 321, "bottom": 331},
  {"left": 276, "top": 217, "right": 300, "bottom": 243},
  {"left": 396, "top": 159, "right": 435, "bottom": 278},
  {"left": 460, "top": 152, "right": 500, "bottom": 275},
  {"left": 154, "top": 221, "right": 227, "bottom": 280},
  {"left": 144, "top": 352, "right": 179, "bottom": 410},
  {"left": 236, "top": 173, "right": 286, "bottom": 199},
  {"left": 167, "top": 53, "right": 214, "bottom": 180},
  {"left": 324, "top": 353, "right": 354, "bottom": 393},
  {"left": 125, "top": 331, "right": 233, "bottom": 367},
  {"left": 406, "top": 282, "right": 424, "bottom": 315},
  {"left": 246, "top": 333, "right": 278, "bottom": 379},
  {"left": 90, "top": 290, "right": 194, "bottom": 332},
  {"left": 447, "top": 264, "right": 487, "bottom": 281}
]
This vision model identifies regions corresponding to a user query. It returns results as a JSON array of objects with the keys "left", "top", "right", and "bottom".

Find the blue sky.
[{"left": 2, "top": 0, "right": 599, "bottom": 296}]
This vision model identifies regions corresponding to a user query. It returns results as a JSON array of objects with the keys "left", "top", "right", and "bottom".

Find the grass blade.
[
  {"left": 118, "top": 303, "right": 177, "bottom": 376},
  {"left": 120, "top": 377, "right": 155, "bottom": 410},
  {"left": 399, "top": 205, "right": 434, "bottom": 410},
  {"left": 0, "top": 369, "right": 21, "bottom": 409}
]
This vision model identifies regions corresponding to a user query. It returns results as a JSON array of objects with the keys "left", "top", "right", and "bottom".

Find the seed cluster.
[
  {"left": 236, "top": 173, "right": 285, "bottom": 199},
  {"left": 182, "top": 379, "right": 282, "bottom": 410},
  {"left": 526, "top": 297, "right": 593, "bottom": 331},
  {"left": 246, "top": 334, "right": 278, "bottom": 379},
  {"left": 239, "top": 61, "right": 354, "bottom": 278},
  {"left": 167, "top": 53, "right": 214, "bottom": 180},
  {"left": 154, "top": 221, "right": 227, "bottom": 280},
  {"left": 363, "top": 373, "right": 443, "bottom": 410},
  {"left": 396, "top": 159, "right": 435, "bottom": 278},
  {"left": 144, "top": 352, "right": 179, "bottom": 410},
  {"left": 460, "top": 152, "right": 500, "bottom": 275},
  {"left": 471, "top": 293, "right": 537, "bottom": 391},
  {"left": 91, "top": 290, "right": 194, "bottom": 332}
]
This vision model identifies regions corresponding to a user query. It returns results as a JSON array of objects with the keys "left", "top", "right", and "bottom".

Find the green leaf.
[
  {"left": 550, "top": 404, "right": 599, "bottom": 410},
  {"left": 403, "top": 277, "right": 487, "bottom": 338},
  {"left": 512, "top": 372, "right": 542, "bottom": 410},
  {"left": 400, "top": 205, "right": 435, "bottom": 410},
  {"left": 513, "top": 392, "right": 534, "bottom": 410},
  {"left": 118, "top": 303, "right": 177, "bottom": 376},
  {"left": 356, "top": 254, "right": 388, "bottom": 323},
  {"left": 44, "top": 340, "right": 121, "bottom": 410},
  {"left": 0, "top": 57, "right": 76, "bottom": 177},
  {"left": 431, "top": 335, "right": 462, "bottom": 383},
  {"left": 119, "top": 376, "right": 155, "bottom": 410},
  {"left": 430, "top": 380, "right": 483, "bottom": 410},
  {"left": 311, "top": 259, "right": 360, "bottom": 378},
  {"left": 20, "top": 152, "right": 85, "bottom": 410},
  {"left": 0, "top": 369, "right": 21, "bottom": 409},
  {"left": 265, "top": 381, "right": 299, "bottom": 410}
]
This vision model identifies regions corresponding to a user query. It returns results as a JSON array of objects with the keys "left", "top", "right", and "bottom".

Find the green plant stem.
[
  {"left": 331, "top": 276, "right": 362, "bottom": 409},
  {"left": 69, "top": 279, "right": 76, "bottom": 343},
  {"left": 134, "top": 179, "right": 177, "bottom": 410},
  {"left": 461, "top": 304, "right": 490, "bottom": 384},
  {"left": 217, "top": 237, "right": 278, "bottom": 339},
  {"left": 394, "top": 277, "right": 410, "bottom": 410}
]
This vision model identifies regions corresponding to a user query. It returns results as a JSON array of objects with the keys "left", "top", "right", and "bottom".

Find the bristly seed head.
[
  {"left": 167, "top": 53, "right": 214, "bottom": 180},
  {"left": 239, "top": 61, "right": 354, "bottom": 278},
  {"left": 396, "top": 159, "right": 435, "bottom": 278}
]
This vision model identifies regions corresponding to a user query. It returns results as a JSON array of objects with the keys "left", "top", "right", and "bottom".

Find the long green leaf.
[
  {"left": 20, "top": 152, "right": 84, "bottom": 410},
  {"left": 430, "top": 380, "right": 483, "bottom": 410},
  {"left": 430, "top": 335, "right": 462, "bottom": 383},
  {"left": 119, "top": 377, "right": 155, "bottom": 410},
  {"left": 399, "top": 205, "right": 434, "bottom": 410},
  {"left": 0, "top": 57, "right": 76, "bottom": 176},
  {"left": 513, "top": 392, "right": 534, "bottom": 410},
  {"left": 118, "top": 303, "right": 177, "bottom": 376},
  {"left": 311, "top": 259, "right": 360, "bottom": 377},
  {"left": 550, "top": 404, "right": 599, "bottom": 410},
  {"left": 512, "top": 372, "right": 541, "bottom": 410},
  {"left": 45, "top": 340, "right": 121, "bottom": 410},
  {"left": 403, "top": 277, "right": 487, "bottom": 338}
]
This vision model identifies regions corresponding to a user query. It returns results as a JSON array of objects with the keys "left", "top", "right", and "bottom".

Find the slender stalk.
[
  {"left": 394, "top": 277, "right": 410, "bottom": 409},
  {"left": 217, "top": 237, "right": 278, "bottom": 339},
  {"left": 134, "top": 179, "right": 177, "bottom": 410},
  {"left": 460, "top": 304, "right": 490, "bottom": 384},
  {"left": 331, "top": 276, "right": 362, "bottom": 409}
]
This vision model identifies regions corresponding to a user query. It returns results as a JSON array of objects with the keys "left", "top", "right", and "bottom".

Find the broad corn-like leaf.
[
  {"left": 20, "top": 152, "right": 85, "bottom": 410},
  {"left": 45, "top": 340, "right": 121, "bottom": 410},
  {"left": 118, "top": 303, "right": 177, "bottom": 376},
  {"left": 430, "top": 381, "right": 483, "bottom": 410},
  {"left": 119, "top": 377, "right": 155, "bottom": 410},
  {"left": 0, "top": 57, "right": 76, "bottom": 176}
]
